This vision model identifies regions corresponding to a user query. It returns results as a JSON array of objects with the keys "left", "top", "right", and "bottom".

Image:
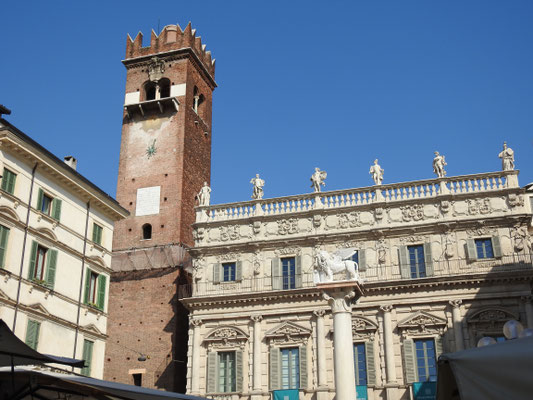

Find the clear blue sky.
[{"left": 1, "top": 1, "right": 532, "bottom": 204}]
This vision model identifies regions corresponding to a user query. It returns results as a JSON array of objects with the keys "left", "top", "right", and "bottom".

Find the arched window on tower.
[
  {"left": 142, "top": 224, "right": 152, "bottom": 240},
  {"left": 159, "top": 78, "right": 171, "bottom": 98},
  {"left": 144, "top": 82, "right": 157, "bottom": 101},
  {"left": 193, "top": 86, "right": 205, "bottom": 115}
]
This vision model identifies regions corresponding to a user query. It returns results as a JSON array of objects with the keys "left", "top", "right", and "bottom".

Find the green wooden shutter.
[
  {"left": 402, "top": 339, "right": 417, "bottom": 384},
  {"left": 36, "top": 189, "right": 44, "bottom": 211},
  {"left": 295, "top": 255, "right": 302, "bottom": 288},
  {"left": 0, "top": 225, "right": 10, "bottom": 267},
  {"left": 235, "top": 261, "right": 243, "bottom": 281},
  {"left": 25, "top": 320, "right": 40, "bottom": 350},
  {"left": 207, "top": 351, "right": 217, "bottom": 393},
  {"left": 492, "top": 236, "right": 502, "bottom": 258},
  {"left": 83, "top": 269, "right": 92, "bottom": 304},
  {"left": 28, "top": 241, "right": 38, "bottom": 280},
  {"left": 92, "top": 223, "right": 98, "bottom": 243},
  {"left": 81, "top": 340, "right": 93, "bottom": 376},
  {"left": 235, "top": 350, "right": 243, "bottom": 392},
  {"left": 466, "top": 239, "right": 477, "bottom": 260},
  {"left": 435, "top": 335, "right": 444, "bottom": 359},
  {"left": 0, "top": 169, "right": 8, "bottom": 192},
  {"left": 51, "top": 198, "right": 62, "bottom": 221},
  {"left": 97, "top": 274, "right": 107, "bottom": 310},
  {"left": 299, "top": 345, "right": 308, "bottom": 389},
  {"left": 423, "top": 243, "right": 434, "bottom": 277},
  {"left": 269, "top": 347, "right": 280, "bottom": 390},
  {"left": 399, "top": 246, "right": 410, "bottom": 279},
  {"left": 44, "top": 249, "right": 58, "bottom": 289},
  {"left": 1, "top": 169, "right": 16, "bottom": 194},
  {"left": 271, "top": 258, "right": 282, "bottom": 290},
  {"left": 358, "top": 249, "right": 367, "bottom": 272},
  {"left": 213, "top": 263, "right": 220, "bottom": 284},
  {"left": 365, "top": 341, "right": 376, "bottom": 386}
]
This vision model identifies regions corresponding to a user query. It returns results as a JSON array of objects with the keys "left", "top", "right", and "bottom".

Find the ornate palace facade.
[{"left": 182, "top": 168, "right": 532, "bottom": 400}]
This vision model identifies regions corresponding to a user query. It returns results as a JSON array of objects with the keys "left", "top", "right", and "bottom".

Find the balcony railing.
[
  {"left": 195, "top": 171, "right": 518, "bottom": 223},
  {"left": 178, "top": 253, "right": 533, "bottom": 299}
]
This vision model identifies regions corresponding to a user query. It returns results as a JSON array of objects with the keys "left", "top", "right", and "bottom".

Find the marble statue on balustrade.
[
  {"left": 369, "top": 159, "right": 384, "bottom": 185},
  {"left": 499, "top": 142, "right": 515, "bottom": 171},
  {"left": 433, "top": 151, "right": 447, "bottom": 178},
  {"left": 250, "top": 174, "right": 265, "bottom": 200},
  {"left": 311, "top": 167, "right": 327, "bottom": 193},
  {"left": 314, "top": 249, "right": 363, "bottom": 284},
  {"left": 196, "top": 182, "right": 211, "bottom": 206}
]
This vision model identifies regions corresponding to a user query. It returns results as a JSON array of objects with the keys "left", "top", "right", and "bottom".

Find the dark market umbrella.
[
  {"left": 0, "top": 319, "right": 84, "bottom": 368},
  {"left": 437, "top": 335, "right": 533, "bottom": 400}
]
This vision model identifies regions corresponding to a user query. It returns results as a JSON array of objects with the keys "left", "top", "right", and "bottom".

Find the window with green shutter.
[
  {"left": 25, "top": 320, "right": 41, "bottom": 350},
  {"left": 84, "top": 269, "right": 107, "bottom": 311},
  {"left": 36, "top": 188, "right": 62, "bottom": 221},
  {"left": 81, "top": 339, "right": 94, "bottom": 376},
  {"left": 1, "top": 168, "right": 17, "bottom": 195},
  {"left": 27, "top": 241, "right": 57, "bottom": 288},
  {"left": 0, "top": 225, "right": 10, "bottom": 268},
  {"left": 92, "top": 223, "right": 103, "bottom": 245}
]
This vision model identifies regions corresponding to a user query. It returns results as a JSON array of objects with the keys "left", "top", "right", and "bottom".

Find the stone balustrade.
[{"left": 196, "top": 171, "right": 518, "bottom": 223}]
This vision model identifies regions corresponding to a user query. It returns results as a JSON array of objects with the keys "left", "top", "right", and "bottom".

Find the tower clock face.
[{"left": 146, "top": 139, "right": 157, "bottom": 158}]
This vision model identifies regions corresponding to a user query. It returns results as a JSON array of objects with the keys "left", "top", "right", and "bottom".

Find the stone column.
[
  {"left": 522, "top": 296, "right": 533, "bottom": 329},
  {"left": 314, "top": 309, "right": 328, "bottom": 400},
  {"left": 380, "top": 305, "right": 396, "bottom": 384},
  {"left": 322, "top": 287, "right": 358, "bottom": 400},
  {"left": 190, "top": 318, "right": 203, "bottom": 395},
  {"left": 251, "top": 315, "right": 263, "bottom": 395},
  {"left": 449, "top": 300, "right": 464, "bottom": 351}
]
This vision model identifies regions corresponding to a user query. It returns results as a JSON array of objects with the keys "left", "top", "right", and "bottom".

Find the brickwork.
[
  {"left": 104, "top": 268, "right": 190, "bottom": 391},
  {"left": 105, "top": 24, "right": 215, "bottom": 392}
]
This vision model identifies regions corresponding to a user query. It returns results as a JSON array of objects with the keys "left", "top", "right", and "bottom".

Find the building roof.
[
  {"left": 0, "top": 105, "right": 11, "bottom": 116},
  {"left": 0, "top": 117, "right": 128, "bottom": 220}
]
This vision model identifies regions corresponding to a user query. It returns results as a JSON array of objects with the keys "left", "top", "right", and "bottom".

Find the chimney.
[{"left": 64, "top": 156, "right": 77, "bottom": 170}]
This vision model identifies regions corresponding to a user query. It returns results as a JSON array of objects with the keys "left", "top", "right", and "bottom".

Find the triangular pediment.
[
  {"left": 397, "top": 311, "right": 447, "bottom": 329},
  {"left": 27, "top": 303, "right": 51, "bottom": 316},
  {"left": 352, "top": 316, "right": 378, "bottom": 332},
  {"left": 0, "top": 288, "right": 10, "bottom": 301},
  {"left": 82, "top": 323, "right": 103, "bottom": 336},
  {"left": 265, "top": 321, "right": 312, "bottom": 338},
  {"left": 88, "top": 255, "right": 107, "bottom": 269}
]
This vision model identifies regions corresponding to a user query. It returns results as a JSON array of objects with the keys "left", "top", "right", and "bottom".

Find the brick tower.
[{"left": 104, "top": 23, "right": 216, "bottom": 392}]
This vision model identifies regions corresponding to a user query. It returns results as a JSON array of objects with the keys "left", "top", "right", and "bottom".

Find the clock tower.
[{"left": 105, "top": 23, "right": 216, "bottom": 391}]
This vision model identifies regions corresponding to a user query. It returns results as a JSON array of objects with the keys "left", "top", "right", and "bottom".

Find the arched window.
[
  {"left": 142, "top": 224, "right": 152, "bottom": 240},
  {"left": 159, "top": 78, "right": 170, "bottom": 98},
  {"left": 144, "top": 82, "right": 157, "bottom": 101},
  {"left": 193, "top": 86, "right": 205, "bottom": 114}
]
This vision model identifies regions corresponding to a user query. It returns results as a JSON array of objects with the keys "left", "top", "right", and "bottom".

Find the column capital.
[
  {"left": 449, "top": 299, "right": 463, "bottom": 308},
  {"left": 380, "top": 305, "right": 393, "bottom": 313},
  {"left": 251, "top": 315, "right": 263, "bottom": 323},
  {"left": 314, "top": 309, "right": 327, "bottom": 318},
  {"left": 521, "top": 295, "right": 533, "bottom": 303},
  {"left": 323, "top": 290, "right": 355, "bottom": 313},
  {"left": 190, "top": 318, "right": 203, "bottom": 327}
]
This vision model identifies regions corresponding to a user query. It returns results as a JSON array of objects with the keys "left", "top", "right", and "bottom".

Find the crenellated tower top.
[{"left": 125, "top": 22, "right": 215, "bottom": 78}]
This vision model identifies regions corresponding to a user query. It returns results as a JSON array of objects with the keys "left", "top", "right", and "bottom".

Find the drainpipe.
[
  {"left": 73, "top": 200, "right": 91, "bottom": 360},
  {"left": 13, "top": 163, "right": 38, "bottom": 331}
]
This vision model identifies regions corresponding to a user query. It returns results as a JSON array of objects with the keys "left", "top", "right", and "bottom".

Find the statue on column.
[
  {"left": 250, "top": 174, "right": 265, "bottom": 200},
  {"left": 498, "top": 142, "right": 515, "bottom": 171},
  {"left": 369, "top": 159, "right": 384, "bottom": 185},
  {"left": 310, "top": 167, "right": 327, "bottom": 192},
  {"left": 433, "top": 151, "right": 447, "bottom": 178},
  {"left": 196, "top": 182, "right": 211, "bottom": 206},
  {"left": 314, "top": 249, "right": 362, "bottom": 284}
]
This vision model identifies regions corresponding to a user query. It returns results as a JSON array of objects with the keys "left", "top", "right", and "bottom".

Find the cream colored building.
[
  {"left": 183, "top": 167, "right": 533, "bottom": 400},
  {"left": 0, "top": 114, "right": 128, "bottom": 378}
]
